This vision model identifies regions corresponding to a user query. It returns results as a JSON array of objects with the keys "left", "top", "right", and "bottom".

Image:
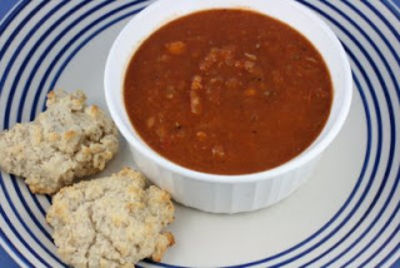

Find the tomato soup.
[{"left": 124, "top": 9, "right": 332, "bottom": 175}]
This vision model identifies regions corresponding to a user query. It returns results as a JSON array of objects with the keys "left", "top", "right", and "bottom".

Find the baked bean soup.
[{"left": 124, "top": 9, "right": 332, "bottom": 175}]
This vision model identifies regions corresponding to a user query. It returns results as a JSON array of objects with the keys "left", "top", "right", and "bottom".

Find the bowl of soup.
[{"left": 104, "top": 0, "right": 352, "bottom": 213}]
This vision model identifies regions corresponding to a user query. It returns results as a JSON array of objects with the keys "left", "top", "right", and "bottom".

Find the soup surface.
[{"left": 124, "top": 9, "right": 332, "bottom": 175}]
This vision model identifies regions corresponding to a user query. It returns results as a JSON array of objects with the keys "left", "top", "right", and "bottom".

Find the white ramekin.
[{"left": 104, "top": 0, "right": 352, "bottom": 213}]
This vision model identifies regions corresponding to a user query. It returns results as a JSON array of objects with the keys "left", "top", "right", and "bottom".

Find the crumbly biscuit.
[
  {"left": 46, "top": 168, "right": 175, "bottom": 268},
  {"left": 0, "top": 90, "right": 119, "bottom": 194}
]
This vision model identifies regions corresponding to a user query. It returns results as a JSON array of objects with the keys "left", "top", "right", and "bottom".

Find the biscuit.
[
  {"left": 0, "top": 90, "right": 119, "bottom": 194},
  {"left": 46, "top": 168, "right": 175, "bottom": 268}
]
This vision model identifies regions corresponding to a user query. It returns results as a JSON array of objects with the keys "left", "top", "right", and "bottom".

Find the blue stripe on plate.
[
  {"left": 0, "top": 0, "right": 121, "bottom": 264},
  {"left": 16, "top": 0, "right": 92, "bottom": 123},
  {"left": 277, "top": 46, "right": 384, "bottom": 268},
  {"left": 38, "top": 0, "right": 150, "bottom": 112},
  {"left": 292, "top": 1, "right": 397, "bottom": 266},
  {"left": 0, "top": 1, "right": 48, "bottom": 96},
  {"left": 13, "top": 0, "right": 95, "bottom": 220},
  {"left": 1, "top": 2, "right": 150, "bottom": 267},
  {"left": 27, "top": 0, "right": 115, "bottom": 122},
  {"left": 0, "top": 2, "right": 56, "bottom": 266},
  {"left": 1, "top": 1, "right": 72, "bottom": 247},
  {"left": 378, "top": 242, "right": 400, "bottom": 267},
  {"left": 326, "top": 0, "right": 400, "bottom": 265},
  {"left": 11, "top": 0, "right": 151, "bottom": 238},
  {"left": 0, "top": 1, "right": 38, "bottom": 265},
  {"left": 0, "top": 1, "right": 121, "bottom": 266},
  {"left": 0, "top": 0, "right": 398, "bottom": 267},
  {"left": 10, "top": 0, "right": 130, "bottom": 244},
  {"left": 0, "top": 182, "right": 51, "bottom": 267},
  {"left": 366, "top": 2, "right": 400, "bottom": 63},
  {"left": 0, "top": 1, "right": 152, "bottom": 266},
  {"left": 0, "top": 206, "right": 32, "bottom": 267},
  {"left": 49, "top": 7, "right": 146, "bottom": 93},
  {"left": 361, "top": 204, "right": 400, "bottom": 266}
]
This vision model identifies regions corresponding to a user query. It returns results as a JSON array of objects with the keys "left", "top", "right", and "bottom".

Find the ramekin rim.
[{"left": 104, "top": 0, "right": 353, "bottom": 184}]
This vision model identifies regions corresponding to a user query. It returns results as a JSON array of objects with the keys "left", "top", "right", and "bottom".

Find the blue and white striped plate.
[{"left": 0, "top": 1, "right": 399, "bottom": 267}]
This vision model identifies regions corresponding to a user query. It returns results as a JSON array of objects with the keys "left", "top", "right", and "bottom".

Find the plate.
[{"left": 0, "top": 0, "right": 399, "bottom": 267}]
